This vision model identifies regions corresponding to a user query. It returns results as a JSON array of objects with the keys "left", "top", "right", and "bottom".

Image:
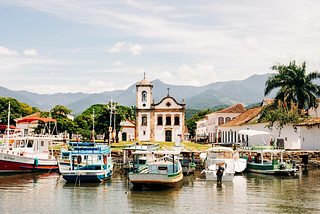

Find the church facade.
[{"left": 135, "top": 77, "right": 185, "bottom": 142}]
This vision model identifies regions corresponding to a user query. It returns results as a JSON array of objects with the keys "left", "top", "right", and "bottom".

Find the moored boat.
[
  {"left": 238, "top": 130, "right": 300, "bottom": 175},
  {"left": 129, "top": 150, "right": 183, "bottom": 188},
  {"left": 60, "top": 145, "right": 113, "bottom": 183},
  {"left": 0, "top": 116, "right": 63, "bottom": 173},
  {"left": 201, "top": 147, "right": 246, "bottom": 181}
]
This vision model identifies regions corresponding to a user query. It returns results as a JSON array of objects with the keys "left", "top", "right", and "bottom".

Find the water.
[{"left": 0, "top": 169, "right": 320, "bottom": 214}]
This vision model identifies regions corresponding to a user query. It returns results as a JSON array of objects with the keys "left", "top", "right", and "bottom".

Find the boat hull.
[
  {"left": 129, "top": 171, "right": 183, "bottom": 188},
  {"left": 246, "top": 163, "right": 298, "bottom": 175},
  {"left": 204, "top": 171, "right": 234, "bottom": 181},
  {"left": 0, "top": 153, "right": 58, "bottom": 173},
  {"left": 62, "top": 170, "right": 113, "bottom": 183}
]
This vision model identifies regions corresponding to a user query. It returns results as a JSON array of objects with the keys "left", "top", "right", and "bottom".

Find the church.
[{"left": 135, "top": 76, "right": 186, "bottom": 142}]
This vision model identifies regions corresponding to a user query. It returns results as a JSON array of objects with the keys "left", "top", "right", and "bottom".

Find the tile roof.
[
  {"left": 219, "top": 107, "right": 263, "bottom": 127},
  {"left": 261, "top": 99, "right": 275, "bottom": 106},
  {"left": 215, "top": 103, "right": 246, "bottom": 114},
  {"left": 297, "top": 117, "right": 320, "bottom": 126},
  {"left": 195, "top": 118, "right": 207, "bottom": 123}
]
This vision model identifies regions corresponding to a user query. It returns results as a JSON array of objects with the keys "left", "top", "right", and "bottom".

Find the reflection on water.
[{"left": 0, "top": 169, "right": 320, "bottom": 213}]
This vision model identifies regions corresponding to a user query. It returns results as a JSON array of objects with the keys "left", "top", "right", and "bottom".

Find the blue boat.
[{"left": 59, "top": 145, "right": 113, "bottom": 183}]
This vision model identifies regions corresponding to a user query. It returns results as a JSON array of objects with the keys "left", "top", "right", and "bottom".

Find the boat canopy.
[
  {"left": 239, "top": 130, "right": 273, "bottom": 137},
  {"left": 0, "top": 125, "right": 20, "bottom": 130},
  {"left": 16, "top": 117, "right": 57, "bottom": 124}
]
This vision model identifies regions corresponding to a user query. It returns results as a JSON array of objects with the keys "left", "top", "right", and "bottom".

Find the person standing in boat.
[{"left": 255, "top": 153, "right": 261, "bottom": 163}]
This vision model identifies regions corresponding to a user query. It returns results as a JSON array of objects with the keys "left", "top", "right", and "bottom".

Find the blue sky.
[{"left": 1, "top": 0, "right": 320, "bottom": 94}]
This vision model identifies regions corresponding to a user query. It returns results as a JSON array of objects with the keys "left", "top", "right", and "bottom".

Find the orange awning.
[
  {"left": 0, "top": 125, "right": 20, "bottom": 130},
  {"left": 16, "top": 117, "right": 57, "bottom": 124}
]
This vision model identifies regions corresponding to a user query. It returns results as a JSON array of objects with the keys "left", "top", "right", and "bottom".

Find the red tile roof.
[
  {"left": 219, "top": 107, "right": 263, "bottom": 127},
  {"left": 215, "top": 104, "right": 246, "bottom": 114}
]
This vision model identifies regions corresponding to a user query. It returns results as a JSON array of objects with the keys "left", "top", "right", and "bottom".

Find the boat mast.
[
  {"left": 92, "top": 109, "right": 95, "bottom": 143},
  {"left": 6, "top": 102, "right": 10, "bottom": 150}
]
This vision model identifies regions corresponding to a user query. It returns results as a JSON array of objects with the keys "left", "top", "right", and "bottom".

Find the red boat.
[{"left": 0, "top": 117, "right": 63, "bottom": 173}]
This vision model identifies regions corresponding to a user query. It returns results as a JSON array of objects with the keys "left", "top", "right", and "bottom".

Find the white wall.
[
  {"left": 154, "top": 112, "right": 183, "bottom": 142},
  {"left": 300, "top": 125, "right": 320, "bottom": 151},
  {"left": 137, "top": 112, "right": 151, "bottom": 141},
  {"left": 218, "top": 123, "right": 301, "bottom": 150},
  {"left": 137, "top": 86, "right": 152, "bottom": 109}
]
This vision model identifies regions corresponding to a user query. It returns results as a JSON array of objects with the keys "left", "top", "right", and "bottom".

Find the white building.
[
  {"left": 135, "top": 76, "right": 185, "bottom": 142},
  {"left": 194, "top": 104, "right": 246, "bottom": 143},
  {"left": 195, "top": 118, "right": 207, "bottom": 142},
  {"left": 118, "top": 120, "right": 135, "bottom": 142}
]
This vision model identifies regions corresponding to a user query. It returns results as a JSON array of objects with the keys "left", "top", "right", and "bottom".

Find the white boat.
[
  {"left": 201, "top": 147, "right": 246, "bottom": 181},
  {"left": 0, "top": 116, "right": 63, "bottom": 173},
  {"left": 238, "top": 130, "right": 300, "bottom": 175},
  {"left": 129, "top": 150, "right": 183, "bottom": 188}
]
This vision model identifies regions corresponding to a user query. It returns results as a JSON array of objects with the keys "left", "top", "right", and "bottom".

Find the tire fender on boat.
[
  {"left": 77, "top": 156, "right": 82, "bottom": 164},
  {"left": 103, "top": 156, "right": 107, "bottom": 165}
]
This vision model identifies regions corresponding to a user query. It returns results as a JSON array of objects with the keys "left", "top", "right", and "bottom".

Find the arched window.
[
  {"left": 141, "top": 116, "right": 147, "bottom": 126},
  {"left": 142, "top": 91, "right": 147, "bottom": 102},
  {"left": 157, "top": 115, "right": 163, "bottom": 125},
  {"left": 174, "top": 116, "right": 180, "bottom": 125},
  {"left": 218, "top": 117, "right": 224, "bottom": 125},
  {"left": 225, "top": 117, "right": 231, "bottom": 123},
  {"left": 166, "top": 116, "right": 171, "bottom": 126}
]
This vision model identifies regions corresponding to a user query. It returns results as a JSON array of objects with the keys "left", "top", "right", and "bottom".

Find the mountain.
[{"left": 0, "top": 73, "right": 276, "bottom": 115}]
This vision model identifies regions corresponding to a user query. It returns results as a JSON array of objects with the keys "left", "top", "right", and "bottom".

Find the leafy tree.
[
  {"left": 185, "top": 109, "right": 212, "bottom": 137},
  {"left": 0, "top": 97, "right": 39, "bottom": 125},
  {"left": 259, "top": 101, "right": 307, "bottom": 130},
  {"left": 265, "top": 60, "right": 320, "bottom": 110}
]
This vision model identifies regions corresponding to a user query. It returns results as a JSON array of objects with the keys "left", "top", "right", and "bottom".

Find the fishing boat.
[
  {"left": 238, "top": 130, "right": 300, "bottom": 175},
  {"left": 60, "top": 145, "right": 113, "bottom": 183},
  {"left": 201, "top": 147, "right": 246, "bottom": 181},
  {"left": 0, "top": 114, "right": 63, "bottom": 173},
  {"left": 180, "top": 151, "right": 196, "bottom": 175},
  {"left": 122, "top": 142, "right": 159, "bottom": 172},
  {"left": 129, "top": 150, "right": 183, "bottom": 188}
]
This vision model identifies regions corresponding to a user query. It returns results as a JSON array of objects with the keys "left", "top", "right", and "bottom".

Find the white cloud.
[
  {"left": 177, "top": 63, "right": 216, "bottom": 86},
  {"left": 24, "top": 49, "right": 38, "bottom": 56},
  {"left": 260, "top": 52, "right": 295, "bottom": 62},
  {"left": 113, "top": 60, "right": 122, "bottom": 66},
  {"left": 129, "top": 44, "right": 142, "bottom": 55},
  {"left": 51, "top": 72, "right": 55, "bottom": 75},
  {"left": 149, "top": 71, "right": 175, "bottom": 80},
  {"left": 244, "top": 36, "right": 259, "bottom": 52},
  {"left": 0, "top": 46, "right": 19, "bottom": 56},
  {"left": 109, "top": 42, "right": 126, "bottom": 53}
]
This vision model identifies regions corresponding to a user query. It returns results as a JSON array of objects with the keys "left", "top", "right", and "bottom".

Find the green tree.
[
  {"left": 265, "top": 60, "right": 320, "bottom": 110},
  {"left": 0, "top": 97, "right": 39, "bottom": 125},
  {"left": 185, "top": 109, "right": 212, "bottom": 137}
]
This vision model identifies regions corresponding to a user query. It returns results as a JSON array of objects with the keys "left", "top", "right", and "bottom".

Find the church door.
[
  {"left": 165, "top": 130, "right": 172, "bottom": 142},
  {"left": 122, "top": 133, "right": 127, "bottom": 141}
]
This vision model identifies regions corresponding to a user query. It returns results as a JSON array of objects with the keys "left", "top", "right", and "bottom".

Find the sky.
[{"left": 1, "top": 0, "right": 320, "bottom": 94}]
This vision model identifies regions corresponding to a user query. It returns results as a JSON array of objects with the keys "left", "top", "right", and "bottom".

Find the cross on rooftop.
[{"left": 167, "top": 87, "right": 170, "bottom": 96}]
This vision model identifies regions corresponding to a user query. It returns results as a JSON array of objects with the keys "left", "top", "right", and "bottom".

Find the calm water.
[{"left": 0, "top": 169, "right": 320, "bottom": 214}]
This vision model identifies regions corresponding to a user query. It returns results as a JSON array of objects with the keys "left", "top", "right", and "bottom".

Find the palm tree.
[{"left": 264, "top": 60, "right": 320, "bottom": 110}]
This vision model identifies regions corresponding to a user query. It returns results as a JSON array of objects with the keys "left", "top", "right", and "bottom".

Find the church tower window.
[
  {"left": 142, "top": 116, "right": 147, "bottom": 126},
  {"left": 142, "top": 91, "right": 147, "bottom": 102}
]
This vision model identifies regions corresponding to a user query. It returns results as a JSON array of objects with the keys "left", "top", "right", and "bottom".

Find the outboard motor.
[{"left": 216, "top": 166, "right": 224, "bottom": 182}]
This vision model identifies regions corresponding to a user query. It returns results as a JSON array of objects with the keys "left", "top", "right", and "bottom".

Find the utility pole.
[
  {"left": 109, "top": 96, "right": 113, "bottom": 145},
  {"left": 92, "top": 108, "right": 95, "bottom": 143}
]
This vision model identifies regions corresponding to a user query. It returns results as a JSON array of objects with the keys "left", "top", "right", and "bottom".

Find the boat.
[
  {"left": 201, "top": 147, "right": 246, "bottom": 181},
  {"left": 0, "top": 115, "right": 63, "bottom": 173},
  {"left": 129, "top": 150, "right": 183, "bottom": 188},
  {"left": 180, "top": 151, "right": 196, "bottom": 175},
  {"left": 238, "top": 130, "right": 300, "bottom": 175},
  {"left": 122, "top": 142, "right": 159, "bottom": 172},
  {"left": 58, "top": 142, "right": 96, "bottom": 173},
  {"left": 59, "top": 144, "right": 113, "bottom": 183}
]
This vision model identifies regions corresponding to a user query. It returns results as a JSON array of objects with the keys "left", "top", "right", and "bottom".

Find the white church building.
[{"left": 135, "top": 76, "right": 186, "bottom": 142}]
